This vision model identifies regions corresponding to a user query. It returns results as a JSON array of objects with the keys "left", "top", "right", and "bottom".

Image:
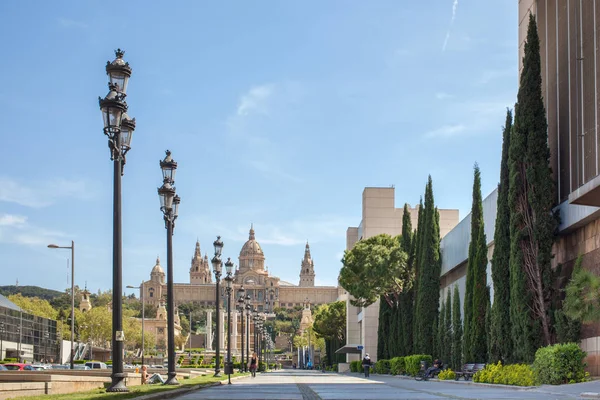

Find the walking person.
[
  {"left": 362, "top": 353, "right": 372, "bottom": 378},
  {"left": 250, "top": 352, "right": 258, "bottom": 378}
]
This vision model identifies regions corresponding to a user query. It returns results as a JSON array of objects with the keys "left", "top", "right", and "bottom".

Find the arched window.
[{"left": 149, "top": 288, "right": 155, "bottom": 298}]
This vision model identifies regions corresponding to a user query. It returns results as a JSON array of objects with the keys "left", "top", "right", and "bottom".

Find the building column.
[
  {"left": 232, "top": 311, "right": 238, "bottom": 351},
  {"left": 206, "top": 310, "right": 213, "bottom": 351},
  {"left": 219, "top": 309, "right": 225, "bottom": 351}
]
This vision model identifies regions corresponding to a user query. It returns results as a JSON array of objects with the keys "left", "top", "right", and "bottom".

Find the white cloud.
[
  {"left": 236, "top": 84, "right": 275, "bottom": 116},
  {"left": 0, "top": 177, "right": 93, "bottom": 208},
  {"left": 0, "top": 214, "right": 67, "bottom": 246},
  {"left": 57, "top": 18, "right": 88, "bottom": 29},
  {"left": 0, "top": 214, "right": 27, "bottom": 226},
  {"left": 435, "top": 92, "right": 454, "bottom": 100},
  {"left": 424, "top": 124, "right": 466, "bottom": 138},
  {"left": 442, "top": 0, "right": 459, "bottom": 52}
]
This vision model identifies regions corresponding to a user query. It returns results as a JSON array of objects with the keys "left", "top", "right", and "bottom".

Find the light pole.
[
  {"left": 44, "top": 330, "right": 49, "bottom": 363},
  {"left": 211, "top": 236, "right": 223, "bottom": 377},
  {"left": 236, "top": 286, "right": 245, "bottom": 373},
  {"left": 223, "top": 258, "right": 234, "bottom": 384},
  {"left": 0, "top": 322, "right": 4, "bottom": 360},
  {"left": 126, "top": 282, "right": 145, "bottom": 367},
  {"left": 157, "top": 150, "right": 180, "bottom": 386},
  {"left": 47, "top": 241, "right": 75, "bottom": 369},
  {"left": 244, "top": 295, "right": 251, "bottom": 371},
  {"left": 99, "top": 49, "right": 135, "bottom": 392}
]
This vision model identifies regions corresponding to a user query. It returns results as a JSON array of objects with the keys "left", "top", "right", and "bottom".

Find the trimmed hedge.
[
  {"left": 390, "top": 357, "right": 406, "bottom": 375},
  {"left": 374, "top": 359, "right": 391, "bottom": 374},
  {"left": 404, "top": 355, "right": 432, "bottom": 376},
  {"left": 473, "top": 362, "right": 537, "bottom": 386},
  {"left": 350, "top": 360, "right": 361, "bottom": 372},
  {"left": 438, "top": 369, "right": 456, "bottom": 380},
  {"left": 533, "top": 343, "right": 588, "bottom": 385}
]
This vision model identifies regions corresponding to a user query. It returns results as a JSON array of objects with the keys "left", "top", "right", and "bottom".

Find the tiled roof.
[{"left": 0, "top": 293, "right": 22, "bottom": 312}]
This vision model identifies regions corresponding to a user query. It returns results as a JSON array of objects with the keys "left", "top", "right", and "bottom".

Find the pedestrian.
[
  {"left": 362, "top": 353, "right": 372, "bottom": 378},
  {"left": 141, "top": 365, "right": 148, "bottom": 384},
  {"left": 250, "top": 352, "right": 258, "bottom": 378}
]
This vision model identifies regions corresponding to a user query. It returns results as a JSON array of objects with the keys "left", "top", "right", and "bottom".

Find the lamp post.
[
  {"left": 44, "top": 330, "right": 49, "bottom": 363},
  {"left": 126, "top": 282, "right": 145, "bottom": 367},
  {"left": 244, "top": 295, "right": 251, "bottom": 371},
  {"left": 236, "top": 286, "right": 245, "bottom": 373},
  {"left": 211, "top": 236, "right": 223, "bottom": 377},
  {"left": 157, "top": 150, "right": 180, "bottom": 386},
  {"left": 47, "top": 241, "right": 75, "bottom": 369},
  {"left": 0, "top": 322, "right": 4, "bottom": 360},
  {"left": 223, "top": 258, "right": 234, "bottom": 384},
  {"left": 98, "top": 49, "right": 134, "bottom": 392}
]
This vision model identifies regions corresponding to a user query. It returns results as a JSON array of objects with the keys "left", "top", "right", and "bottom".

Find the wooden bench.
[{"left": 454, "top": 363, "right": 486, "bottom": 380}]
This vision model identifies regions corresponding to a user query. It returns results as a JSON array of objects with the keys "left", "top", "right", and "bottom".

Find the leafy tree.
[
  {"left": 443, "top": 290, "right": 452, "bottom": 365},
  {"left": 469, "top": 165, "right": 489, "bottom": 362},
  {"left": 293, "top": 326, "right": 325, "bottom": 354},
  {"left": 413, "top": 177, "right": 441, "bottom": 354},
  {"left": 340, "top": 234, "right": 410, "bottom": 308},
  {"left": 0, "top": 285, "right": 63, "bottom": 301},
  {"left": 489, "top": 109, "right": 513, "bottom": 364},
  {"left": 313, "top": 301, "right": 346, "bottom": 365},
  {"left": 451, "top": 285, "right": 462, "bottom": 370},
  {"left": 509, "top": 14, "right": 558, "bottom": 362},
  {"left": 8, "top": 294, "right": 58, "bottom": 320}
]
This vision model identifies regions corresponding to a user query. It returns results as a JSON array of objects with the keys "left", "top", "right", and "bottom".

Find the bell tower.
[
  {"left": 189, "top": 240, "right": 212, "bottom": 284},
  {"left": 299, "top": 242, "right": 315, "bottom": 287}
]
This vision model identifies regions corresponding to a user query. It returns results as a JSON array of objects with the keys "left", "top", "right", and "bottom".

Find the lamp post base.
[
  {"left": 213, "top": 370, "right": 221, "bottom": 377},
  {"left": 164, "top": 372, "right": 179, "bottom": 385},
  {"left": 107, "top": 374, "right": 128, "bottom": 392}
]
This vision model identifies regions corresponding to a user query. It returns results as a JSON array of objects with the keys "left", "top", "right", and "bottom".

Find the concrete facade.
[{"left": 344, "top": 187, "right": 460, "bottom": 363}]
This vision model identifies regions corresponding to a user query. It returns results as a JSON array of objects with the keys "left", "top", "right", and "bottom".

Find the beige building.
[
  {"left": 343, "top": 187, "right": 460, "bottom": 366},
  {"left": 142, "top": 226, "right": 342, "bottom": 352}
]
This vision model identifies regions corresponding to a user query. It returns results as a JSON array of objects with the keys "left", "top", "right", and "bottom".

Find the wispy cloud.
[
  {"left": 435, "top": 92, "right": 454, "bottom": 100},
  {"left": 236, "top": 84, "right": 275, "bottom": 116},
  {"left": 57, "top": 18, "right": 88, "bottom": 29},
  {"left": 425, "top": 124, "right": 466, "bottom": 138},
  {"left": 0, "top": 214, "right": 68, "bottom": 246},
  {"left": 0, "top": 177, "right": 94, "bottom": 208},
  {"left": 476, "top": 68, "right": 516, "bottom": 85},
  {"left": 442, "top": 0, "right": 459, "bottom": 52}
]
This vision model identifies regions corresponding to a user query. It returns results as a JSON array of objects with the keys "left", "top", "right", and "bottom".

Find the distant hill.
[{"left": 0, "top": 285, "right": 64, "bottom": 301}]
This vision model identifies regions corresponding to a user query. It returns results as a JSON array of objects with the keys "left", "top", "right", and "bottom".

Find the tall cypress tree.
[
  {"left": 377, "top": 295, "right": 391, "bottom": 360},
  {"left": 470, "top": 165, "right": 489, "bottom": 362},
  {"left": 490, "top": 109, "right": 513, "bottom": 363},
  {"left": 444, "top": 290, "right": 453, "bottom": 365},
  {"left": 452, "top": 285, "right": 463, "bottom": 370},
  {"left": 437, "top": 303, "right": 445, "bottom": 359},
  {"left": 399, "top": 204, "right": 414, "bottom": 355},
  {"left": 509, "top": 14, "right": 558, "bottom": 362},
  {"left": 412, "top": 197, "right": 425, "bottom": 350},
  {"left": 413, "top": 177, "right": 441, "bottom": 354}
]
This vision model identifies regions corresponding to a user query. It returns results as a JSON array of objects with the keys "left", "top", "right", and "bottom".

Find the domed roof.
[
  {"left": 239, "top": 225, "right": 264, "bottom": 258},
  {"left": 151, "top": 256, "right": 165, "bottom": 275}
]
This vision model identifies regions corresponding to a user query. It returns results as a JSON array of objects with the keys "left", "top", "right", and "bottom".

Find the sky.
[{"left": 0, "top": 0, "right": 517, "bottom": 295}]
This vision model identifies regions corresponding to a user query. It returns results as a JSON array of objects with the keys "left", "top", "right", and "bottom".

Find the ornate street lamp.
[
  {"left": 224, "top": 258, "right": 234, "bottom": 384},
  {"left": 211, "top": 237, "right": 223, "bottom": 377},
  {"left": 244, "top": 294, "right": 251, "bottom": 371},
  {"left": 237, "top": 286, "right": 245, "bottom": 373},
  {"left": 99, "top": 49, "right": 135, "bottom": 393},
  {"left": 157, "top": 150, "right": 180, "bottom": 386}
]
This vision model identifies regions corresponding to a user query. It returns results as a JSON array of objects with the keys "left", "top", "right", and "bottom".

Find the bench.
[{"left": 454, "top": 363, "right": 486, "bottom": 381}]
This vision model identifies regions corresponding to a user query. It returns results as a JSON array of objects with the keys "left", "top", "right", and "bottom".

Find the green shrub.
[
  {"left": 74, "top": 360, "right": 86, "bottom": 364},
  {"left": 332, "top": 363, "right": 338, "bottom": 372},
  {"left": 350, "top": 360, "right": 361, "bottom": 372},
  {"left": 374, "top": 359, "right": 391, "bottom": 374},
  {"left": 473, "top": 362, "right": 537, "bottom": 386},
  {"left": 390, "top": 357, "right": 405, "bottom": 375},
  {"left": 404, "top": 355, "right": 432, "bottom": 376},
  {"left": 3, "top": 358, "right": 17, "bottom": 362},
  {"left": 533, "top": 343, "right": 588, "bottom": 384},
  {"left": 438, "top": 369, "right": 456, "bottom": 380}
]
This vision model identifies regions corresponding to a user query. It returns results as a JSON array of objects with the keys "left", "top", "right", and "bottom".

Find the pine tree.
[
  {"left": 490, "top": 109, "right": 513, "bottom": 364},
  {"left": 470, "top": 165, "right": 489, "bottom": 362},
  {"left": 444, "top": 290, "right": 453, "bottom": 365},
  {"left": 452, "top": 285, "right": 463, "bottom": 370},
  {"left": 509, "top": 14, "right": 558, "bottom": 362},
  {"left": 413, "top": 177, "right": 441, "bottom": 354}
]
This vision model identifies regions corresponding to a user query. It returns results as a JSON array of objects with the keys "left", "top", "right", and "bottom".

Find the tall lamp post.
[
  {"left": 211, "top": 236, "right": 224, "bottom": 377},
  {"left": 99, "top": 49, "right": 135, "bottom": 392},
  {"left": 157, "top": 150, "right": 181, "bottom": 386},
  {"left": 244, "top": 295, "right": 251, "bottom": 371},
  {"left": 44, "top": 330, "right": 49, "bottom": 363},
  {"left": 223, "top": 258, "right": 234, "bottom": 384},
  {"left": 0, "top": 322, "right": 4, "bottom": 360},
  {"left": 236, "top": 286, "right": 245, "bottom": 373},
  {"left": 47, "top": 241, "right": 75, "bottom": 369},
  {"left": 126, "top": 282, "right": 145, "bottom": 367}
]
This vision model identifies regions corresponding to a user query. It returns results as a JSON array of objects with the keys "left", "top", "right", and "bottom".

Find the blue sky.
[{"left": 0, "top": 0, "right": 517, "bottom": 294}]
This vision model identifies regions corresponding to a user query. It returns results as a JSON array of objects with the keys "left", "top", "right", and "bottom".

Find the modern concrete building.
[{"left": 342, "top": 187, "right": 460, "bottom": 367}]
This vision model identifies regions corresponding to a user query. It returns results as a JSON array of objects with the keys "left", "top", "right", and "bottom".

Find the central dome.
[{"left": 239, "top": 225, "right": 265, "bottom": 271}]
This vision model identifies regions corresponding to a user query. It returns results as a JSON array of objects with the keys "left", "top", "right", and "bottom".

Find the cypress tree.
[
  {"left": 444, "top": 290, "right": 453, "bottom": 365},
  {"left": 377, "top": 295, "right": 390, "bottom": 360},
  {"left": 413, "top": 177, "right": 441, "bottom": 354},
  {"left": 437, "top": 303, "right": 445, "bottom": 359},
  {"left": 452, "top": 285, "right": 463, "bottom": 370},
  {"left": 509, "top": 14, "right": 558, "bottom": 362},
  {"left": 398, "top": 204, "right": 413, "bottom": 356},
  {"left": 490, "top": 109, "right": 513, "bottom": 364},
  {"left": 470, "top": 165, "right": 489, "bottom": 362},
  {"left": 412, "top": 197, "right": 425, "bottom": 350}
]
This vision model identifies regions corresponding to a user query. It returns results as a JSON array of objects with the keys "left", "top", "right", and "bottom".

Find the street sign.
[{"left": 357, "top": 346, "right": 363, "bottom": 350}]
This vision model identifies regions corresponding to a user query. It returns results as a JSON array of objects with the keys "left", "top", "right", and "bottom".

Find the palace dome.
[
  {"left": 240, "top": 226, "right": 264, "bottom": 258},
  {"left": 151, "top": 256, "right": 165, "bottom": 275}
]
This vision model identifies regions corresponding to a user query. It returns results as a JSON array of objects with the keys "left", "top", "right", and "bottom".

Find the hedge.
[
  {"left": 438, "top": 369, "right": 456, "bottom": 380},
  {"left": 473, "top": 362, "right": 537, "bottom": 386},
  {"left": 390, "top": 357, "right": 406, "bottom": 375},
  {"left": 533, "top": 343, "right": 588, "bottom": 385},
  {"left": 404, "top": 355, "right": 432, "bottom": 376},
  {"left": 350, "top": 360, "right": 361, "bottom": 372},
  {"left": 374, "top": 359, "right": 391, "bottom": 374}
]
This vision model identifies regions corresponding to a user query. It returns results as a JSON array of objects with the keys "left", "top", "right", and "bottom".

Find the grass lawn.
[{"left": 10, "top": 372, "right": 250, "bottom": 400}]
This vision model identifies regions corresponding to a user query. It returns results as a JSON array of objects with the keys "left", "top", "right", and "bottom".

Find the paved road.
[{"left": 173, "top": 369, "right": 600, "bottom": 400}]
